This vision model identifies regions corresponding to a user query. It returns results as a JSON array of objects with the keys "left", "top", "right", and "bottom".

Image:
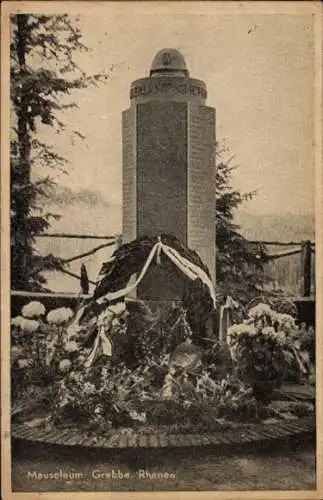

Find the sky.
[{"left": 33, "top": 8, "right": 316, "bottom": 219}]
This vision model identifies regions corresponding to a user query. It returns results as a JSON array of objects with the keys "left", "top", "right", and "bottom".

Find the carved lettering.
[{"left": 130, "top": 82, "right": 206, "bottom": 99}]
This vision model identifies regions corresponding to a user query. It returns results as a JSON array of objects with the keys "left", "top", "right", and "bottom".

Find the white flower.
[
  {"left": 275, "top": 331, "right": 287, "bottom": 345},
  {"left": 228, "top": 323, "right": 256, "bottom": 336},
  {"left": 22, "top": 301, "right": 45, "bottom": 318},
  {"left": 59, "top": 359, "right": 71, "bottom": 373},
  {"left": 227, "top": 323, "right": 256, "bottom": 347},
  {"left": 276, "top": 313, "right": 295, "bottom": 327},
  {"left": 69, "top": 371, "right": 83, "bottom": 383},
  {"left": 17, "top": 358, "right": 31, "bottom": 368},
  {"left": 83, "top": 382, "right": 96, "bottom": 395},
  {"left": 94, "top": 404, "right": 103, "bottom": 415},
  {"left": 76, "top": 354, "right": 86, "bottom": 364},
  {"left": 248, "top": 303, "right": 273, "bottom": 319},
  {"left": 11, "top": 316, "right": 25, "bottom": 327},
  {"left": 129, "top": 410, "right": 146, "bottom": 423},
  {"left": 243, "top": 318, "right": 254, "bottom": 325},
  {"left": 64, "top": 341, "right": 78, "bottom": 353},
  {"left": 227, "top": 324, "right": 244, "bottom": 336},
  {"left": 262, "top": 326, "right": 276, "bottom": 337},
  {"left": 269, "top": 310, "right": 279, "bottom": 323},
  {"left": 47, "top": 307, "right": 74, "bottom": 325},
  {"left": 20, "top": 319, "right": 39, "bottom": 333}
]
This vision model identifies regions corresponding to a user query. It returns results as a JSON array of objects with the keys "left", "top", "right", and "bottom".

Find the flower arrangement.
[
  {"left": 11, "top": 303, "right": 77, "bottom": 400},
  {"left": 230, "top": 329, "right": 286, "bottom": 402},
  {"left": 11, "top": 296, "right": 315, "bottom": 434}
]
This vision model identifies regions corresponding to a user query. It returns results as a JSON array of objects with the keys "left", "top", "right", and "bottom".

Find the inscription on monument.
[{"left": 130, "top": 81, "right": 207, "bottom": 100}]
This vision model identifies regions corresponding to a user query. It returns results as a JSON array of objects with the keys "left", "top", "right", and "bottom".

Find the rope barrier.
[
  {"left": 248, "top": 240, "right": 315, "bottom": 247},
  {"left": 36, "top": 233, "right": 117, "bottom": 240},
  {"left": 62, "top": 240, "right": 116, "bottom": 264}
]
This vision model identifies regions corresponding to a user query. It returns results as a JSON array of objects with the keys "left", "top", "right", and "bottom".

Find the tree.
[
  {"left": 215, "top": 145, "right": 269, "bottom": 305},
  {"left": 10, "top": 14, "right": 109, "bottom": 291}
]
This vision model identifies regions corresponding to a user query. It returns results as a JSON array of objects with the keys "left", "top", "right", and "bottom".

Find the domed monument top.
[
  {"left": 150, "top": 48, "right": 189, "bottom": 77},
  {"left": 129, "top": 48, "right": 206, "bottom": 104}
]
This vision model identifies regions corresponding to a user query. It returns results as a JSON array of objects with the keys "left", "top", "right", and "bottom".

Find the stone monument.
[{"left": 122, "top": 48, "right": 216, "bottom": 301}]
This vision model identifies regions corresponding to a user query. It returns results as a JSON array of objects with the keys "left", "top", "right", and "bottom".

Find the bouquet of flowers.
[
  {"left": 227, "top": 300, "right": 314, "bottom": 397},
  {"left": 11, "top": 302, "right": 76, "bottom": 400}
]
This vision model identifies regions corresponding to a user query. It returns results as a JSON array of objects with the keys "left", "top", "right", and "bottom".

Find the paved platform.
[{"left": 12, "top": 415, "right": 315, "bottom": 450}]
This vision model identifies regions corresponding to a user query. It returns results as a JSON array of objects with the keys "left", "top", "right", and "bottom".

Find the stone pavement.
[{"left": 12, "top": 415, "right": 315, "bottom": 450}]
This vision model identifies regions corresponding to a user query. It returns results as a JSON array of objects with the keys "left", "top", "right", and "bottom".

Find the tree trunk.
[{"left": 11, "top": 14, "right": 32, "bottom": 290}]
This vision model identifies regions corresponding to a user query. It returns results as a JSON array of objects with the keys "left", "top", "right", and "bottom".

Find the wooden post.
[
  {"left": 218, "top": 297, "right": 234, "bottom": 343},
  {"left": 115, "top": 234, "right": 123, "bottom": 250},
  {"left": 80, "top": 263, "right": 89, "bottom": 295},
  {"left": 300, "top": 240, "right": 312, "bottom": 297}
]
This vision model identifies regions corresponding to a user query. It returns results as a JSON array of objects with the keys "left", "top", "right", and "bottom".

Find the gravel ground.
[{"left": 11, "top": 437, "right": 316, "bottom": 491}]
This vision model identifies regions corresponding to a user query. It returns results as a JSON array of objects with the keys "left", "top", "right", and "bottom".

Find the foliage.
[
  {"left": 51, "top": 361, "right": 260, "bottom": 432},
  {"left": 11, "top": 297, "right": 315, "bottom": 433},
  {"left": 230, "top": 330, "right": 285, "bottom": 403},
  {"left": 53, "top": 362, "right": 157, "bottom": 429},
  {"left": 11, "top": 299, "right": 260, "bottom": 430},
  {"left": 201, "top": 340, "right": 233, "bottom": 379},
  {"left": 215, "top": 146, "right": 269, "bottom": 305},
  {"left": 182, "top": 278, "right": 214, "bottom": 347},
  {"left": 299, "top": 326, "right": 315, "bottom": 365},
  {"left": 120, "top": 303, "right": 192, "bottom": 368},
  {"left": 146, "top": 373, "right": 259, "bottom": 428},
  {"left": 10, "top": 14, "right": 109, "bottom": 290}
]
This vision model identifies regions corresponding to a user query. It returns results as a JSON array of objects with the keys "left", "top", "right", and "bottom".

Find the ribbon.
[
  {"left": 156, "top": 236, "right": 162, "bottom": 265},
  {"left": 162, "top": 244, "right": 216, "bottom": 307},
  {"left": 84, "top": 326, "right": 113, "bottom": 368},
  {"left": 97, "top": 240, "right": 216, "bottom": 306},
  {"left": 97, "top": 242, "right": 159, "bottom": 304},
  {"left": 162, "top": 245, "right": 198, "bottom": 280}
]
